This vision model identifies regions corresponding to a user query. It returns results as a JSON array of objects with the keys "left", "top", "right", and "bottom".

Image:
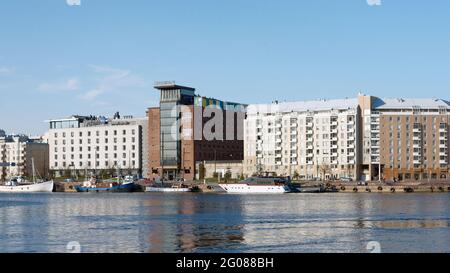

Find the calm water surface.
[{"left": 1, "top": 192, "right": 450, "bottom": 253}]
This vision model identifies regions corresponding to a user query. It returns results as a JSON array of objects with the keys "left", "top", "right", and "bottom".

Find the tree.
[
  {"left": 319, "top": 164, "right": 331, "bottom": 180},
  {"left": 293, "top": 170, "right": 300, "bottom": 181},
  {"left": 199, "top": 163, "right": 206, "bottom": 180},
  {"left": 224, "top": 167, "right": 232, "bottom": 182}
]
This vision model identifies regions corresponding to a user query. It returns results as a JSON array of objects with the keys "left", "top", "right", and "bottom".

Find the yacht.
[{"left": 218, "top": 176, "right": 291, "bottom": 194}]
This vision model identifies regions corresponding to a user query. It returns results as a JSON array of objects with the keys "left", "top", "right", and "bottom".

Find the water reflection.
[
  {"left": 1, "top": 193, "right": 450, "bottom": 252},
  {"left": 143, "top": 194, "right": 245, "bottom": 252}
]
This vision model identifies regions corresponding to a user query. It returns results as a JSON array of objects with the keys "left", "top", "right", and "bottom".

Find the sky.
[{"left": 1, "top": 0, "right": 450, "bottom": 135}]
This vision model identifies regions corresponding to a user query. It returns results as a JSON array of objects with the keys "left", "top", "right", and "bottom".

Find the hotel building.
[
  {"left": 244, "top": 94, "right": 450, "bottom": 182},
  {"left": 47, "top": 113, "right": 148, "bottom": 178},
  {"left": 147, "top": 82, "right": 246, "bottom": 181}
]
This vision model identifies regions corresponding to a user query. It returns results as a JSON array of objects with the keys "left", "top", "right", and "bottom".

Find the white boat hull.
[
  {"left": 145, "top": 186, "right": 191, "bottom": 192},
  {"left": 218, "top": 183, "right": 288, "bottom": 194},
  {"left": 0, "top": 181, "right": 54, "bottom": 193}
]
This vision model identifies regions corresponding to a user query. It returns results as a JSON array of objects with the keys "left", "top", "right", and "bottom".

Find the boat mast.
[
  {"left": 32, "top": 157, "right": 36, "bottom": 184},
  {"left": 117, "top": 164, "right": 121, "bottom": 184}
]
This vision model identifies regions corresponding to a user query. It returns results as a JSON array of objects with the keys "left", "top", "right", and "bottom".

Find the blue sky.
[{"left": 1, "top": 0, "right": 450, "bottom": 134}]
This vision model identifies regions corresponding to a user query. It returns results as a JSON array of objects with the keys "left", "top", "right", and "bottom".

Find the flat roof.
[{"left": 154, "top": 81, "right": 196, "bottom": 91}]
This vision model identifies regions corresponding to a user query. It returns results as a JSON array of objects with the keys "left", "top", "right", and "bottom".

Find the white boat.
[
  {"left": 219, "top": 176, "right": 290, "bottom": 194},
  {"left": 0, "top": 158, "right": 54, "bottom": 193},
  {"left": 146, "top": 186, "right": 191, "bottom": 192},
  {"left": 145, "top": 182, "right": 191, "bottom": 192},
  {"left": 0, "top": 180, "right": 54, "bottom": 193}
]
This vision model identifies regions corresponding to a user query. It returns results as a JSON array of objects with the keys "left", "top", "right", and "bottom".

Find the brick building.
[{"left": 147, "top": 82, "right": 246, "bottom": 181}]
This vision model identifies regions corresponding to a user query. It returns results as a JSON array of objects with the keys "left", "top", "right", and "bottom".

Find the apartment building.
[
  {"left": 244, "top": 99, "right": 360, "bottom": 180},
  {"left": 360, "top": 95, "right": 450, "bottom": 181},
  {"left": 47, "top": 113, "right": 148, "bottom": 178},
  {"left": 244, "top": 94, "right": 450, "bottom": 182},
  {"left": 148, "top": 81, "right": 246, "bottom": 181},
  {"left": 0, "top": 134, "right": 49, "bottom": 181}
]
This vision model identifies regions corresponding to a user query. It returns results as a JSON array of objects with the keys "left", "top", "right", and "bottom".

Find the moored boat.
[
  {"left": 0, "top": 178, "right": 54, "bottom": 193},
  {"left": 145, "top": 182, "right": 192, "bottom": 192},
  {"left": 0, "top": 158, "right": 54, "bottom": 193},
  {"left": 219, "top": 176, "right": 291, "bottom": 194},
  {"left": 75, "top": 175, "right": 137, "bottom": 193}
]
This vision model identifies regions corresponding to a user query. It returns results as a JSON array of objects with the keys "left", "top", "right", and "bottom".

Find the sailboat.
[{"left": 0, "top": 158, "right": 54, "bottom": 193}]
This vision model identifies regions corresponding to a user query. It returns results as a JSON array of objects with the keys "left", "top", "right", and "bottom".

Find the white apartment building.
[
  {"left": 0, "top": 134, "right": 49, "bottom": 181},
  {"left": 243, "top": 99, "right": 360, "bottom": 180},
  {"left": 47, "top": 113, "right": 148, "bottom": 178}
]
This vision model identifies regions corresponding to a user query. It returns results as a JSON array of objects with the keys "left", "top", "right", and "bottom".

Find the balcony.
[
  {"left": 291, "top": 153, "right": 298, "bottom": 158},
  {"left": 291, "top": 138, "right": 298, "bottom": 143},
  {"left": 331, "top": 121, "right": 338, "bottom": 126},
  {"left": 306, "top": 130, "right": 313, "bottom": 135},
  {"left": 275, "top": 131, "right": 282, "bottom": 136},
  {"left": 291, "top": 123, "right": 298, "bottom": 128},
  {"left": 275, "top": 161, "right": 282, "bottom": 166},
  {"left": 275, "top": 146, "right": 282, "bottom": 151},
  {"left": 331, "top": 152, "right": 338, "bottom": 157},
  {"left": 307, "top": 153, "right": 314, "bottom": 157},
  {"left": 306, "top": 161, "right": 314, "bottom": 165},
  {"left": 276, "top": 138, "right": 282, "bottom": 143},
  {"left": 440, "top": 160, "right": 448, "bottom": 165},
  {"left": 413, "top": 128, "right": 421, "bottom": 133},
  {"left": 348, "top": 160, "right": 355, "bottom": 164},
  {"left": 348, "top": 136, "right": 355, "bottom": 141},
  {"left": 371, "top": 157, "right": 380, "bottom": 163},
  {"left": 440, "top": 143, "right": 447, "bottom": 148},
  {"left": 306, "top": 122, "right": 313, "bottom": 127},
  {"left": 348, "top": 152, "right": 355, "bottom": 157},
  {"left": 306, "top": 145, "right": 314, "bottom": 150}
]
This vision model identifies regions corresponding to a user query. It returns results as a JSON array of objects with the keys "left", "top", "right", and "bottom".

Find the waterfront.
[{"left": 1, "top": 193, "right": 450, "bottom": 253}]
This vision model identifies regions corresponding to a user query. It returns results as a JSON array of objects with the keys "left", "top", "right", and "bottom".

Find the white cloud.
[
  {"left": 0, "top": 67, "right": 15, "bottom": 76},
  {"left": 367, "top": 0, "right": 381, "bottom": 6},
  {"left": 66, "top": 0, "right": 81, "bottom": 6},
  {"left": 80, "top": 65, "right": 147, "bottom": 101},
  {"left": 38, "top": 78, "right": 80, "bottom": 92}
]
